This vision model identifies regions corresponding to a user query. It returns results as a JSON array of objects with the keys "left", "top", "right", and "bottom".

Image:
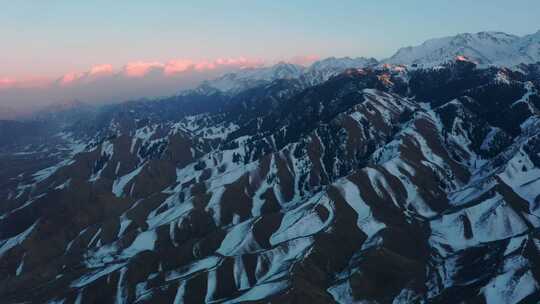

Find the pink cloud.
[
  {"left": 1, "top": 56, "right": 268, "bottom": 91},
  {"left": 0, "top": 78, "right": 18, "bottom": 89},
  {"left": 60, "top": 72, "right": 85, "bottom": 85},
  {"left": 161, "top": 57, "right": 264, "bottom": 76},
  {"left": 164, "top": 59, "right": 195, "bottom": 75},
  {"left": 194, "top": 61, "right": 216, "bottom": 71},
  {"left": 0, "top": 76, "right": 51, "bottom": 89},
  {"left": 60, "top": 64, "right": 114, "bottom": 86},
  {"left": 89, "top": 64, "right": 114, "bottom": 76},
  {"left": 215, "top": 57, "right": 263, "bottom": 68},
  {"left": 123, "top": 61, "right": 164, "bottom": 77}
]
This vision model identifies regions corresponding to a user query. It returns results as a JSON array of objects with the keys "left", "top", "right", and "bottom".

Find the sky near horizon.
[
  {"left": 2, "top": 0, "right": 540, "bottom": 79},
  {"left": 1, "top": 1, "right": 539, "bottom": 118}
]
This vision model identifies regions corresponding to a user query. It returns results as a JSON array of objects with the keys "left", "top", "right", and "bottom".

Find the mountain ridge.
[
  {"left": 195, "top": 56, "right": 379, "bottom": 94},
  {"left": 182, "top": 29, "right": 540, "bottom": 96},
  {"left": 384, "top": 29, "right": 540, "bottom": 67}
]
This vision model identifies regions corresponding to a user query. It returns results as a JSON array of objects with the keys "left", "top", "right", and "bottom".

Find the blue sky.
[{"left": 1, "top": 0, "right": 539, "bottom": 78}]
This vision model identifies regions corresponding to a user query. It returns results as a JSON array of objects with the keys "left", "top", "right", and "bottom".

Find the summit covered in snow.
[
  {"left": 197, "top": 57, "right": 379, "bottom": 93},
  {"left": 193, "top": 30, "right": 540, "bottom": 95},
  {"left": 385, "top": 30, "right": 540, "bottom": 67}
]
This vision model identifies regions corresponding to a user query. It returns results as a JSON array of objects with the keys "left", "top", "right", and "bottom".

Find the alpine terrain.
[{"left": 1, "top": 32, "right": 540, "bottom": 303}]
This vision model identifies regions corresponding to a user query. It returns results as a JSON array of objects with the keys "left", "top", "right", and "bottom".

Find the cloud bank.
[{"left": 0, "top": 57, "right": 266, "bottom": 120}]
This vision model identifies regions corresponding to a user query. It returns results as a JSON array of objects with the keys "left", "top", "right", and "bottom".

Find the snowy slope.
[
  {"left": 201, "top": 62, "right": 305, "bottom": 93},
  {"left": 385, "top": 30, "right": 540, "bottom": 67}
]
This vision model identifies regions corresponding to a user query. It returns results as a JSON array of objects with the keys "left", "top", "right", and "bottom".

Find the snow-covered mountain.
[
  {"left": 308, "top": 56, "right": 378, "bottom": 71},
  {"left": 190, "top": 29, "right": 540, "bottom": 96},
  {"left": 199, "top": 62, "right": 304, "bottom": 93},
  {"left": 385, "top": 30, "right": 540, "bottom": 67},
  {"left": 194, "top": 29, "right": 540, "bottom": 96},
  {"left": 300, "top": 56, "right": 378, "bottom": 86},
  {"left": 198, "top": 57, "right": 378, "bottom": 93}
]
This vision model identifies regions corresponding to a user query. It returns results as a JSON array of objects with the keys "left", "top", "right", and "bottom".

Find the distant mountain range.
[
  {"left": 193, "top": 57, "right": 378, "bottom": 94},
  {"left": 188, "top": 30, "right": 540, "bottom": 94}
]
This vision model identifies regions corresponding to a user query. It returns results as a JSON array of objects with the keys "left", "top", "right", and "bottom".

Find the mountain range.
[
  {"left": 386, "top": 30, "right": 540, "bottom": 67},
  {"left": 181, "top": 30, "right": 540, "bottom": 96},
  {"left": 191, "top": 57, "right": 379, "bottom": 94},
  {"left": 1, "top": 30, "right": 540, "bottom": 303}
]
